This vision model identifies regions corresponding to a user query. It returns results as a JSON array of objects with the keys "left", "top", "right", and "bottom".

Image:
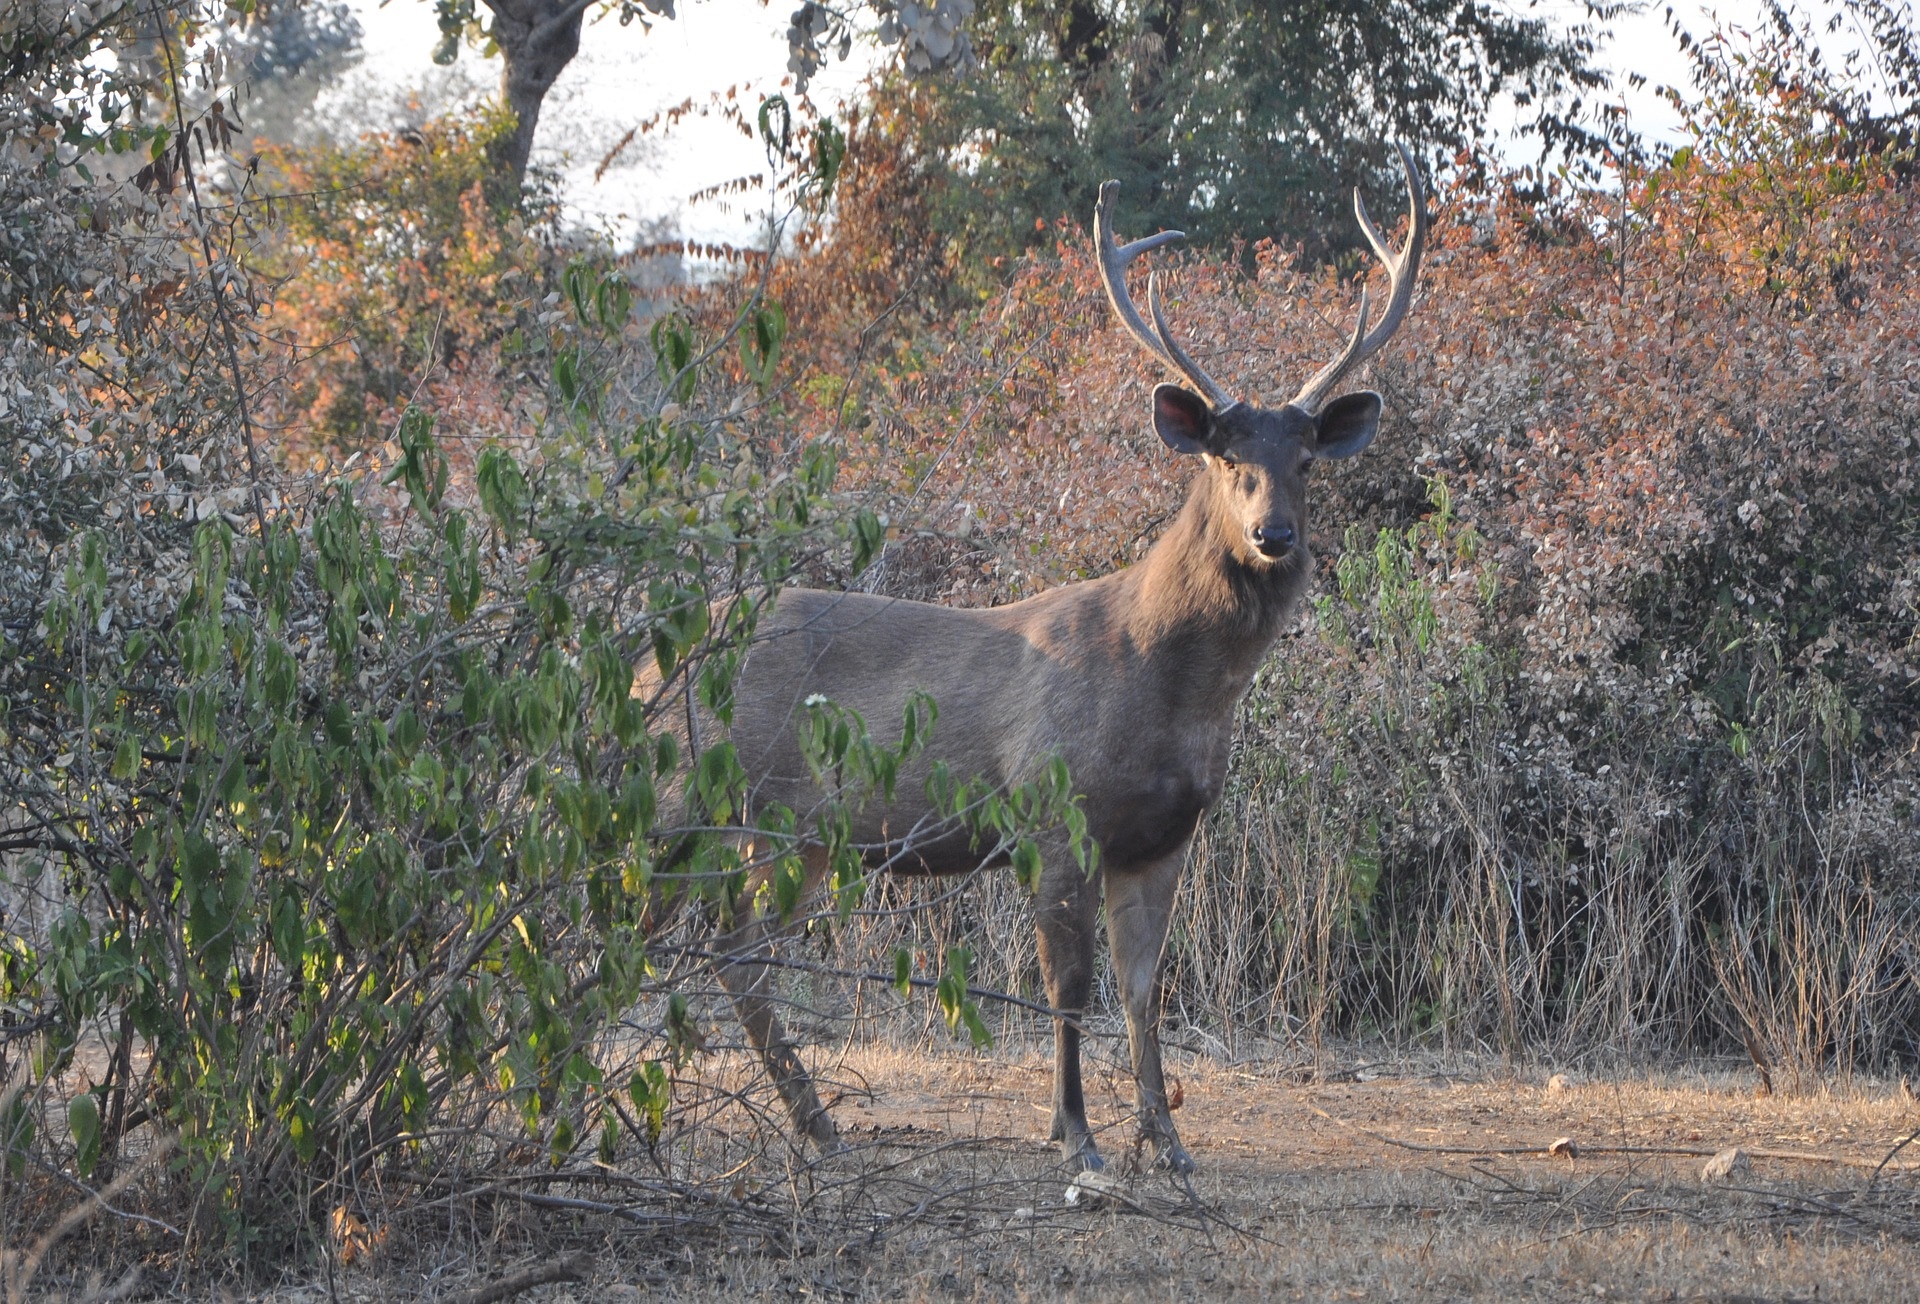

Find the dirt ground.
[{"left": 253, "top": 1040, "right": 1920, "bottom": 1304}]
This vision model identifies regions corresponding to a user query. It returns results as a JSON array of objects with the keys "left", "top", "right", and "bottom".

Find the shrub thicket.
[
  {"left": 3, "top": 4, "right": 1067, "bottom": 1276},
  {"left": 8, "top": 0, "right": 1920, "bottom": 1287},
  {"left": 774, "top": 29, "right": 1920, "bottom": 1079}
]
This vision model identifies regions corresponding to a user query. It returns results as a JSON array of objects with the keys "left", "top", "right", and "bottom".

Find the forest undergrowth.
[
  {"left": 4, "top": 0, "right": 1920, "bottom": 1290},
  {"left": 785, "top": 74, "right": 1920, "bottom": 1091}
]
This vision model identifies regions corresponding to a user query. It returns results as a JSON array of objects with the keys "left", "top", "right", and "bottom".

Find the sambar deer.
[{"left": 690, "top": 147, "right": 1425, "bottom": 1174}]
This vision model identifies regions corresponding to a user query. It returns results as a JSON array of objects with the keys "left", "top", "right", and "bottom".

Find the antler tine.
[
  {"left": 1094, "top": 181, "right": 1180, "bottom": 366},
  {"left": 1290, "top": 143, "right": 1428, "bottom": 413},
  {"left": 1148, "top": 274, "right": 1236, "bottom": 411},
  {"left": 1095, "top": 180, "right": 1237, "bottom": 410},
  {"left": 1288, "top": 287, "right": 1371, "bottom": 419}
]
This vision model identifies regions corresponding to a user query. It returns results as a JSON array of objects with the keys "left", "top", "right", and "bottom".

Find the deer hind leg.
[
  {"left": 1035, "top": 854, "right": 1103, "bottom": 1171},
  {"left": 711, "top": 845, "right": 843, "bottom": 1152},
  {"left": 1104, "top": 846, "right": 1194, "bottom": 1174}
]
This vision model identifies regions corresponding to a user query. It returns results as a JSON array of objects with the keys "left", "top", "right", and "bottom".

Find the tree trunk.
[
  {"left": 482, "top": 0, "right": 589, "bottom": 195},
  {"left": 1054, "top": 0, "right": 1109, "bottom": 85}
]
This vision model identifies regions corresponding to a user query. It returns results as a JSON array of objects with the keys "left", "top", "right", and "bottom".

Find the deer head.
[{"left": 1095, "top": 146, "right": 1427, "bottom": 569}]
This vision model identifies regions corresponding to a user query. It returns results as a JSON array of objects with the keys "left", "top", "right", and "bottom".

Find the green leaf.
[
  {"left": 772, "top": 855, "right": 804, "bottom": 921},
  {"left": 597, "top": 1109, "right": 621, "bottom": 1165},
  {"left": 757, "top": 93, "right": 792, "bottom": 157},
  {"left": 960, "top": 1003, "right": 992, "bottom": 1048},
  {"left": 563, "top": 259, "right": 595, "bottom": 326},
  {"left": 594, "top": 273, "right": 632, "bottom": 335},
  {"left": 552, "top": 347, "right": 583, "bottom": 408},
  {"left": 382, "top": 407, "right": 448, "bottom": 515},
  {"left": 664, "top": 994, "right": 701, "bottom": 1065},
  {"left": 850, "top": 509, "right": 884, "bottom": 574},
  {"left": 1011, "top": 840, "right": 1042, "bottom": 893},
  {"left": 3, "top": 1094, "right": 36, "bottom": 1179},
  {"left": 69, "top": 1092, "right": 101, "bottom": 1178},
  {"left": 809, "top": 117, "right": 846, "bottom": 202},
  {"left": 628, "top": 1061, "right": 670, "bottom": 1142},
  {"left": 739, "top": 299, "right": 787, "bottom": 392},
  {"left": 476, "top": 446, "right": 530, "bottom": 534},
  {"left": 650, "top": 314, "right": 697, "bottom": 404},
  {"left": 270, "top": 889, "right": 306, "bottom": 972}
]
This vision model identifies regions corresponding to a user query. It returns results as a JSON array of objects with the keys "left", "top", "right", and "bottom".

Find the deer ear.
[
  {"left": 1153, "top": 384, "right": 1213, "bottom": 455},
  {"left": 1312, "top": 391, "right": 1382, "bottom": 459}
]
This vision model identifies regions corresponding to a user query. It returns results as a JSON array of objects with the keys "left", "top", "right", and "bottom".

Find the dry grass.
[{"left": 17, "top": 1042, "right": 1904, "bottom": 1303}]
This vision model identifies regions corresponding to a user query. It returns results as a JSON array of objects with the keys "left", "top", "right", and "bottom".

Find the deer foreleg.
[
  {"left": 1035, "top": 858, "right": 1102, "bottom": 1171},
  {"left": 712, "top": 932, "right": 842, "bottom": 1151},
  {"left": 712, "top": 847, "right": 843, "bottom": 1153},
  {"left": 1104, "top": 848, "right": 1194, "bottom": 1174}
]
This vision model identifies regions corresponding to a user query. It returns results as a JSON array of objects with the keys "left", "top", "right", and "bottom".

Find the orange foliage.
[
  {"left": 738, "top": 118, "right": 1920, "bottom": 1056},
  {"left": 770, "top": 133, "right": 1920, "bottom": 746},
  {"left": 257, "top": 108, "right": 555, "bottom": 464}
]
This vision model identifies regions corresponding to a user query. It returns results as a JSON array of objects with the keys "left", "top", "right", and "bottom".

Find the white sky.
[
  {"left": 321, "top": 0, "right": 1879, "bottom": 248},
  {"left": 324, "top": 0, "right": 876, "bottom": 245}
]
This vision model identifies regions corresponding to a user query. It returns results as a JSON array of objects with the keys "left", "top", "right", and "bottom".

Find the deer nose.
[{"left": 1249, "top": 524, "right": 1295, "bottom": 558}]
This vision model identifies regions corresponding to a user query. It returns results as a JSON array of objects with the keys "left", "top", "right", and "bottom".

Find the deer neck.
[{"left": 1123, "top": 477, "right": 1309, "bottom": 694}]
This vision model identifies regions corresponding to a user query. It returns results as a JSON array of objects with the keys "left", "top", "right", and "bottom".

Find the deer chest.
[{"left": 1083, "top": 746, "right": 1227, "bottom": 872}]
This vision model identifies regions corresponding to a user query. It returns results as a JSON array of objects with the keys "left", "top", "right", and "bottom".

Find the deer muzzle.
[{"left": 1249, "top": 523, "right": 1296, "bottom": 559}]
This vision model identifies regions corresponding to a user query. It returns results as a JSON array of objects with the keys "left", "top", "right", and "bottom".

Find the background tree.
[
  {"left": 427, "top": 0, "right": 679, "bottom": 191},
  {"left": 1669, "top": 0, "right": 1919, "bottom": 163},
  {"left": 428, "top": 0, "right": 975, "bottom": 195},
  {"left": 224, "top": 0, "right": 364, "bottom": 146},
  {"left": 882, "top": 0, "right": 1607, "bottom": 273}
]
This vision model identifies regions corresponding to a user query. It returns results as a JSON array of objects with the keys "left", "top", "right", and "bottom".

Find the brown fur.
[
  {"left": 658, "top": 396, "right": 1386, "bottom": 1173},
  {"left": 649, "top": 150, "right": 1424, "bottom": 1171}
]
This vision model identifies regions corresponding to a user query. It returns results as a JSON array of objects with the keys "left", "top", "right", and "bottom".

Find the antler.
[
  {"left": 1094, "top": 181, "right": 1237, "bottom": 411},
  {"left": 1288, "top": 143, "right": 1428, "bottom": 414}
]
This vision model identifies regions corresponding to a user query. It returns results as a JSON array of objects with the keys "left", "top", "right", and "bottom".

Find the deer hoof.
[
  {"left": 1156, "top": 1141, "right": 1195, "bottom": 1175},
  {"left": 802, "top": 1113, "right": 846, "bottom": 1155},
  {"left": 1060, "top": 1140, "right": 1104, "bottom": 1173}
]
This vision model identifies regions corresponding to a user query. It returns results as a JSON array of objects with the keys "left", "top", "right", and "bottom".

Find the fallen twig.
[
  {"left": 1868, "top": 1124, "right": 1920, "bottom": 1191},
  {"left": 1307, "top": 1104, "right": 1920, "bottom": 1173},
  {"left": 442, "top": 1255, "right": 589, "bottom": 1304}
]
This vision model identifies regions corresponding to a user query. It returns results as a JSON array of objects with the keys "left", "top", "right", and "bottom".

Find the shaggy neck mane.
[{"left": 1122, "top": 472, "right": 1309, "bottom": 686}]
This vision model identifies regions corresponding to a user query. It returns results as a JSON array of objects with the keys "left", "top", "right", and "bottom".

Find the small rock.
[
  {"left": 1064, "top": 1168, "right": 1129, "bottom": 1208},
  {"left": 1546, "top": 1073, "right": 1575, "bottom": 1095},
  {"left": 1701, "top": 1147, "right": 1751, "bottom": 1182}
]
